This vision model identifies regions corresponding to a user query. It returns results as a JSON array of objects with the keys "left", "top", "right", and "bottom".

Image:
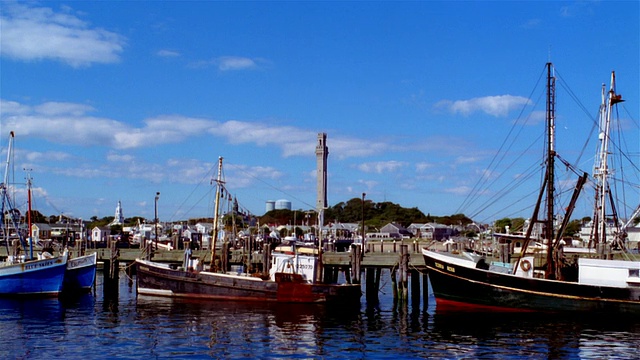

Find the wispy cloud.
[
  {"left": 156, "top": 49, "right": 181, "bottom": 58},
  {"left": 1, "top": 99, "right": 392, "bottom": 159},
  {"left": 0, "top": 3, "right": 125, "bottom": 67},
  {"left": 357, "top": 160, "right": 407, "bottom": 174},
  {"left": 216, "top": 56, "right": 257, "bottom": 71},
  {"left": 521, "top": 19, "right": 541, "bottom": 29},
  {"left": 435, "top": 95, "right": 531, "bottom": 117},
  {"left": 190, "top": 56, "right": 265, "bottom": 71}
]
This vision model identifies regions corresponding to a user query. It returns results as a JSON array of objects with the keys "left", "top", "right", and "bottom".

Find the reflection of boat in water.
[
  {"left": 137, "top": 135, "right": 361, "bottom": 304},
  {"left": 423, "top": 64, "right": 640, "bottom": 314},
  {"left": 63, "top": 252, "right": 97, "bottom": 293},
  {"left": 0, "top": 131, "right": 68, "bottom": 297}
]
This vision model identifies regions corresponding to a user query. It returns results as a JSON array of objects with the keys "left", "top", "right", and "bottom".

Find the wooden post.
[
  {"left": 221, "top": 241, "right": 229, "bottom": 273},
  {"left": 410, "top": 269, "right": 420, "bottom": 306},
  {"left": 262, "top": 243, "right": 271, "bottom": 277},
  {"left": 350, "top": 244, "right": 361, "bottom": 284},
  {"left": 398, "top": 244, "right": 409, "bottom": 301},
  {"left": 365, "top": 267, "right": 378, "bottom": 304},
  {"left": 422, "top": 273, "right": 429, "bottom": 309},
  {"left": 103, "top": 241, "right": 119, "bottom": 298},
  {"left": 391, "top": 267, "right": 398, "bottom": 303}
]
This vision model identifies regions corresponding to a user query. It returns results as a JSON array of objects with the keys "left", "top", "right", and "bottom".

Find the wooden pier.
[{"left": 1, "top": 239, "right": 447, "bottom": 306}]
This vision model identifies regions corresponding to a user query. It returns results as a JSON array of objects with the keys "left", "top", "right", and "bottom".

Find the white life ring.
[{"left": 520, "top": 259, "right": 532, "bottom": 272}]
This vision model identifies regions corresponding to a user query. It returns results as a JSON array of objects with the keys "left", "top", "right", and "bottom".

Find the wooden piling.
[
  {"left": 410, "top": 269, "right": 420, "bottom": 306},
  {"left": 262, "top": 243, "right": 271, "bottom": 277},
  {"left": 391, "top": 267, "right": 398, "bottom": 302},
  {"left": 350, "top": 244, "right": 361, "bottom": 284},
  {"left": 365, "top": 267, "right": 378, "bottom": 304},
  {"left": 398, "top": 244, "right": 409, "bottom": 301},
  {"left": 221, "top": 242, "right": 229, "bottom": 272},
  {"left": 422, "top": 273, "right": 429, "bottom": 309},
  {"left": 103, "top": 241, "right": 119, "bottom": 297}
]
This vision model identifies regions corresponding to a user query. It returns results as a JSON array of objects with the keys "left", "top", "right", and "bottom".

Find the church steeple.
[{"left": 110, "top": 200, "right": 124, "bottom": 226}]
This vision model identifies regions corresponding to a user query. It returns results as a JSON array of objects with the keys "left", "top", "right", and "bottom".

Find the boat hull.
[
  {"left": 423, "top": 249, "right": 640, "bottom": 314},
  {"left": 0, "top": 256, "right": 67, "bottom": 297},
  {"left": 64, "top": 253, "right": 97, "bottom": 293},
  {"left": 136, "top": 259, "right": 361, "bottom": 304}
]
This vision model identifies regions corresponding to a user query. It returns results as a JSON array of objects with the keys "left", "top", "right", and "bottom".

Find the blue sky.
[{"left": 1, "top": 1, "right": 638, "bottom": 225}]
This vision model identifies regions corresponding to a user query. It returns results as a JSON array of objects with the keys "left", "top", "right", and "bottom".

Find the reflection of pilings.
[
  {"left": 422, "top": 273, "right": 429, "bottom": 309},
  {"left": 365, "top": 267, "right": 380, "bottom": 305},
  {"left": 103, "top": 241, "right": 119, "bottom": 298},
  {"left": 410, "top": 269, "right": 420, "bottom": 306}
]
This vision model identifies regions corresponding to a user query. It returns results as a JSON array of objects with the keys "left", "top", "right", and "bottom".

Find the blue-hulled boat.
[
  {"left": 63, "top": 253, "right": 97, "bottom": 293},
  {"left": 0, "top": 251, "right": 68, "bottom": 297},
  {"left": 0, "top": 131, "right": 69, "bottom": 297}
]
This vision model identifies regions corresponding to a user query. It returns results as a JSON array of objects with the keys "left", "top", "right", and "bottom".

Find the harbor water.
[{"left": 1, "top": 270, "right": 639, "bottom": 359}]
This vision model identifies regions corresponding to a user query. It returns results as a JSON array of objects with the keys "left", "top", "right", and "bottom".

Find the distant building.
[
  {"left": 92, "top": 226, "right": 111, "bottom": 243},
  {"left": 275, "top": 199, "right": 291, "bottom": 210},
  {"left": 265, "top": 200, "right": 276, "bottom": 213},
  {"left": 109, "top": 201, "right": 124, "bottom": 226}
]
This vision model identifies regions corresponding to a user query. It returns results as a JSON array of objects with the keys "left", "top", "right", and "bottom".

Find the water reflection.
[{"left": 2, "top": 272, "right": 640, "bottom": 359}]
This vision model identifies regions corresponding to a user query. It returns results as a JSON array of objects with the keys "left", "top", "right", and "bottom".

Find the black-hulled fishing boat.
[{"left": 423, "top": 63, "right": 640, "bottom": 314}]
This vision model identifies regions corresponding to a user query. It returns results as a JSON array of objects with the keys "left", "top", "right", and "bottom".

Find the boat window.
[{"left": 629, "top": 269, "right": 639, "bottom": 278}]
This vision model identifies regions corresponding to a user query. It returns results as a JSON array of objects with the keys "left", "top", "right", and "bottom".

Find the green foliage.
[
  {"left": 124, "top": 216, "right": 147, "bottom": 227},
  {"left": 258, "top": 198, "right": 473, "bottom": 229},
  {"left": 494, "top": 218, "right": 512, "bottom": 233},
  {"left": 110, "top": 224, "right": 123, "bottom": 234},
  {"left": 564, "top": 219, "right": 583, "bottom": 237},
  {"left": 27, "top": 210, "right": 47, "bottom": 223}
]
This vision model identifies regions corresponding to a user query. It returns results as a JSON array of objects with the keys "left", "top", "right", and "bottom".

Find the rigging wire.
[
  {"left": 456, "top": 64, "right": 548, "bottom": 215},
  {"left": 224, "top": 161, "right": 316, "bottom": 210}
]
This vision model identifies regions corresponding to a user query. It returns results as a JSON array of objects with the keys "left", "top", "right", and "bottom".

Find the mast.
[
  {"left": 210, "top": 156, "right": 224, "bottom": 271},
  {"left": 519, "top": 64, "right": 558, "bottom": 278},
  {"left": 545, "top": 62, "right": 557, "bottom": 278},
  {"left": 0, "top": 132, "right": 14, "bottom": 253},
  {"left": 0, "top": 131, "right": 27, "bottom": 254},
  {"left": 26, "top": 172, "right": 33, "bottom": 260},
  {"left": 592, "top": 71, "right": 624, "bottom": 247}
]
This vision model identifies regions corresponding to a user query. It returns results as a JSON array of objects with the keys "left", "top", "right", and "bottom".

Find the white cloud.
[
  {"left": 25, "top": 150, "right": 71, "bottom": 162},
  {"left": 435, "top": 95, "right": 531, "bottom": 117},
  {"left": 216, "top": 56, "right": 257, "bottom": 71},
  {"left": 34, "top": 102, "right": 95, "bottom": 116},
  {"left": 0, "top": 3, "right": 125, "bottom": 67},
  {"left": 190, "top": 56, "right": 263, "bottom": 71},
  {"left": 415, "top": 162, "right": 433, "bottom": 173},
  {"left": 357, "top": 160, "right": 407, "bottom": 174},
  {"left": 156, "top": 49, "right": 180, "bottom": 58},
  {"left": 445, "top": 185, "right": 471, "bottom": 195},
  {"left": 455, "top": 155, "right": 481, "bottom": 164},
  {"left": 1, "top": 99, "right": 394, "bottom": 160},
  {"left": 106, "top": 153, "right": 135, "bottom": 163},
  {"left": 0, "top": 99, "right": 31, "bottom": 115}
]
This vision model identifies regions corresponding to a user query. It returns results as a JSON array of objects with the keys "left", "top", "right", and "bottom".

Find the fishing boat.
[
  {"left": 0, "top": 131, "right": 68, "bottom": 297},
  {"left": 136, "top": 135, "right": 362, "bottom": 303},
  {"left": 63, "top": 252, "right": 97, "bottom": 293},
  {"left": 423, "top": 63, "right": 640, "bottom": 314}
]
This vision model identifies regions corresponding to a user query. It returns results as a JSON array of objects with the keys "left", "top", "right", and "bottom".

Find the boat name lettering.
[
  {"left": 24, "top": 260, "right": 55, "bottom": 270},
  {"left": 435, "top": 262, "right": 444, "bottom": 269},
  {"left": 298, "top": 264, "right": 314, "bottom": 270},
  {"left": 446, "top": 266, "right": 455, "bottom": 273}
]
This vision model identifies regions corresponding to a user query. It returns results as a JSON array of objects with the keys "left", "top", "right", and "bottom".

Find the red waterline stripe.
[{"left": 435, "top": 298, "right": 536, "bottom": 313}]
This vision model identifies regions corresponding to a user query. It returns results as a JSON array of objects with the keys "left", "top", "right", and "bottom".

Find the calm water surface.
[{"left": 1, "top": 271, "right": 639, "bottom": 359}]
